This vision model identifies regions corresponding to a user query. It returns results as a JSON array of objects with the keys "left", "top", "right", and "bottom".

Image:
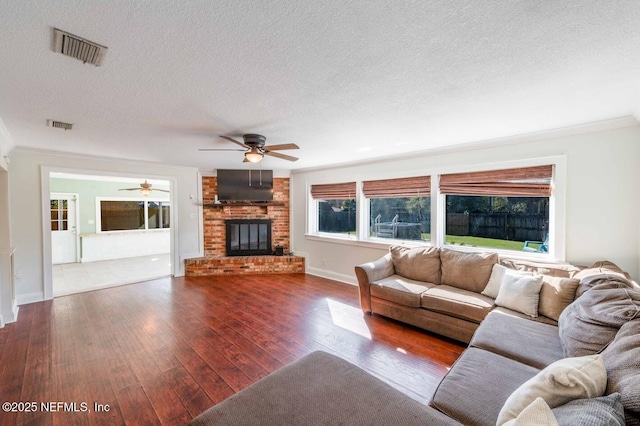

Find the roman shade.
[
  {"left": 439, "top": 165, "right": 553, "bottom": 197},
  {"left": 310, "top": 182, "right": 356, "bottom": 200},
  {"left": 362, "top": 176, "right": 430, "bottom": 198}
]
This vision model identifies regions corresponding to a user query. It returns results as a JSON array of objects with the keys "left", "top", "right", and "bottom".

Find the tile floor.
[{"left": 52, "top": 253, "right": 172, "bottom": 297}]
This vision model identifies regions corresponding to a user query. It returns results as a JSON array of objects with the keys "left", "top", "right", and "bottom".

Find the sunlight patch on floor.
[{"left": 326, "top": 298, "right": 372, "bottom": 339}]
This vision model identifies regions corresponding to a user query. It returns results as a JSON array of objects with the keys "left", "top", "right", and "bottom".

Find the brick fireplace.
[{"left": 184, "top": 176, "right": 305, "bottom": 276}]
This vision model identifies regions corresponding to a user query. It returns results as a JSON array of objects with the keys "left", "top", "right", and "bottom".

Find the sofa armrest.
[{"left": 354, "top": 253, "right": 394, "bottom": 313}]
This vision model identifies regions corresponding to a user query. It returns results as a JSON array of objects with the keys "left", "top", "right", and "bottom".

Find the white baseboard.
[
  {"left": 0, "top": 301, "right": 19, "bottom": 325},
  {"left": 306, "top": 266, "right": 357, "bottom": 286}
]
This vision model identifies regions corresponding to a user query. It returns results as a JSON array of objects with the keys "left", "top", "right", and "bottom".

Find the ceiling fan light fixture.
[
  {"left": 140, "top": 187, "right": 152, "bottom": 197},
  {"left": 244, "top": 148, "right": 263, "bottom": 163}
]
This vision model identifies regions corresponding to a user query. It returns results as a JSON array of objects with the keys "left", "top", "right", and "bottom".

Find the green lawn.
[{"left": 445, "top": 235, "right": 526, "bottom": 251}]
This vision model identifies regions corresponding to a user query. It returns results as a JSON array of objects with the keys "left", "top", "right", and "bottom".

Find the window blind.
[
  {"left": 439, "top": 165, "right": 553, "bottom": 197},
  {"left": 310, "top": 182, "right": 357, "bottom": 200},
  {"left": 362, "top": 176, "right": 430, "bottom": 198}
]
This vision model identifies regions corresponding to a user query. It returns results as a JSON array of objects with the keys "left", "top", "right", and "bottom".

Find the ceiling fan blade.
[
  {"left": 265, "top": 151, "right": 299, "bottom": 162},
  {"left": 198, "top": 148, "right": 246, "bottom": 151},
  {"left": 220, "top": 135, "right": 249, "bottom": 148},
  {"left": 118, "top": 188, "right": 140, "bottom": 191},
  {"left": 154, "top": 189, "right": 170, "bottom": 193},
  {"left": 264, "top": 143, "right": 299, "bottom": 151}
]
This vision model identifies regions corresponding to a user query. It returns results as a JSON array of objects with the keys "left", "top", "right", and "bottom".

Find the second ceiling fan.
[{"left": 199, "top": 134, "right": 299, "bottom": 163}]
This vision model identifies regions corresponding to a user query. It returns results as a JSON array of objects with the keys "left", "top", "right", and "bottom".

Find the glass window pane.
[
  {"left": 147, "top": 202, "right": 160, "bottom": 229},
  {"left": 51, "top": 220, "right": 59, "bottom": 231},
  {"left": 445, "top": 195, "right": 549, "bottom": 252},
  {"left": 62, "top": 220, "right": 68, "bottom": 231},
  {"left": 369, "top": 197, "right": 430, "bottom": 241},
  {"left": 100, "top": 201, "right": 145, "bottom": 231},
  {"left": 161, "top": 204, "right": 170, "bottom": 228},
  {"left": 318, "top": 198, "right": 356, "bottom": 236}
]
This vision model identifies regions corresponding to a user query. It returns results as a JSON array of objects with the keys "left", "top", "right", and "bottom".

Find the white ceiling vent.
[
  {"left": 53, "top": 28, "right": 107, "bottom": 66},
  {"left": 47, "top": 119, "right": 73, "bottom": 131}
]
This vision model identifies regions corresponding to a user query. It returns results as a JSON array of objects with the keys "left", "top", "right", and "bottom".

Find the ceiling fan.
[
  {"left": 118, "top": 180, "right": 169, "bottom": 197},
  {"left": 199, "top": 134, "right": 299, "bottom": 163}
]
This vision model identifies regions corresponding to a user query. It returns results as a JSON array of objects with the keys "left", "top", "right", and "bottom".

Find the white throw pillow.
[
  {"left": 482, "top": 264, "right": 532, "bottom": 299},
  {"left": 497, "top": 354, "right": 607, "bottom": 425},
  {"left": 503, "top": 397, "right": 558, "bottom": 426},
  {"left": 494, "top": 274, "right": 543, "bottom": 317}
]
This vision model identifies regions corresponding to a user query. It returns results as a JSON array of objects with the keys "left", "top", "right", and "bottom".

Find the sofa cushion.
[
  {"left": 558, "top": 281, "right": 640, "bottom": 357},
  {"left": 495, "top": 274, "right": 544, "bottom": 317},
  {"left": 482, "top": 263, "right": 532, "bottom": 299},
  {"left": 538, "top": 276, "right": 579, "bottom": 321},
  {"left": 500, "top": 258, "right": 582, "bottom": 278},
  {"left": 552, "top": 393, "right": 625, "bottom": 426},
  {"left": 389, "top": 245, "right": 441, "bottom": 283},
  {"left": 601, "top": 319, "right": 640, "bottom": 424},
  {"left": 440, "top": 249, "right": 498, "bottom": 293},
  {"left": 421, "top": 285, "right": 494, "bottom": 323},
  {"left": 496, "top": 354, "right": 607, "bottom": 425},
  {"left": 370, "top": 275, "right": 434, "bottom": 307},
  {"left": 470, "top": 309, "right": 564, "bottom": 369},
  {"left": 430, "top": 347, "right": 539, "bottom": 426}
]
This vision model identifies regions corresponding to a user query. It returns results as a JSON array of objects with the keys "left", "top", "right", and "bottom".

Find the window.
[
  {"left": 99, "top": 200, "right": 170, "bottom": 232},
  {"left": 311, "top": 182, "right": 356, "bottom": 236},
  {"left": 306, "top": 158, "right": 562, "bottom": 259},
  {"left": 363, "top": 176, "right": 430, "bottom": 241},
  {"left": 439, "top": 165, "right": 552, "bottom": 252},
  {"left": 50, "top": 199, "right": 68, "bottom": 231}
]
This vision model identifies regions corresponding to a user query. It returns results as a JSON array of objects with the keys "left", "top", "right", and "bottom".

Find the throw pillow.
[
  {"left": 494, "top": 274, "right": 544, "bottom": 317},
  {"left": 440, "top": 248, "right": 497, "bottom": 293},
  {"left": 552, "top": 393, "right": 625, "bottom": 426},
  {"left": 538, "top": 276, "right": 580, "bottom": 321},
  {"left": 601, "top": 319, "right": 640, "bottom": 423},
  {"left": 503, "top": 397, "right": 558, "bottom": 426},
  {"left": 482, "top": 264, "right": 532, "bottom": 299},
  {"left": 389, "top": 245, "right": 441, "bottom": 283},
  {"left": 558, "top": 281, "right": 640, "bottom": 357},
  {"left": 496, "top": 354, "right": 607, "bottom": 425}
]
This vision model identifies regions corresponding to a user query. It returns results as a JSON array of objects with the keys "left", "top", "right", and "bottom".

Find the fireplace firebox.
[{"left": 225, "top": 219, "right": 272, "bottom": 256}]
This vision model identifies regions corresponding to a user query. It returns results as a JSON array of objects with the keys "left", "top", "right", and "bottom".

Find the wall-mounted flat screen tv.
[{"left": 216, "top": 169, "right": 274, "bottom": 201}]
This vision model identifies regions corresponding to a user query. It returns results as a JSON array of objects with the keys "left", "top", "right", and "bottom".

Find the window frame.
[
  {"left": 305, "top": 155, "right": 566, "bottom": 261},
  {"left": 362, "top": 176, "right": 431, "bottom": 244},
  {"left": 96, "top": 196, "right": 171, "bottom": 233}
]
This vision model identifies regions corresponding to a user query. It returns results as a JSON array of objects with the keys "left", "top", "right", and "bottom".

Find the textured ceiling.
[{"left": 1, "top": 1, "right": 639, "bottom": 172}]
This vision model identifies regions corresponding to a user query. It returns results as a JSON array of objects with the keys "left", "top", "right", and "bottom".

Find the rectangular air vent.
[
  {"left": 53, "top": 28, "right": 107, "bottom": 66},
  {"left": 47, "top": 120, "right": 73, "bottom": 131}
]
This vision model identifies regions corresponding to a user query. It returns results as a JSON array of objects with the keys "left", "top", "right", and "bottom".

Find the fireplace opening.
[{"left": 226, "top": 219, "right": 272, "bottom": 256}]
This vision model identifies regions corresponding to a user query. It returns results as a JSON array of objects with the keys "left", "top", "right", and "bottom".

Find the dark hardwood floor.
[{"left": 0, "top": 274, "right": 465, "bottom": 425}]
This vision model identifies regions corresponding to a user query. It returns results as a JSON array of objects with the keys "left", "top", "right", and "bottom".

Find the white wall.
[
  {"left": 9, "top": 149, "right": 204, "bottom": 304},
  {"left": 291, "top": 122, "right": 640, "bottom": 283}
]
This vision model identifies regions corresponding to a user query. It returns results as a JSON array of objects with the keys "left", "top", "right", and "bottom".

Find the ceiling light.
[
  {"left": 244, "top": 148, "right": 263, "bottom": 163},
  {"left": 140, "top": 187, "right": 152, "bottom": 197}
]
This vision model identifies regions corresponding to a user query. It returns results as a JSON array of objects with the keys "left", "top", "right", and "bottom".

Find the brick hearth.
[{"left": 185, "top": 176, "right": 305, "bottom": 276}]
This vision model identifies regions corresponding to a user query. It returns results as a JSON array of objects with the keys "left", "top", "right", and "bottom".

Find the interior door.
[{"left": 51, "top": 193, "right": 78, "bottom": 264}]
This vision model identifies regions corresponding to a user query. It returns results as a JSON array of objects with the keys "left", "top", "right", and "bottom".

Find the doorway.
[
  {"left": 48, "top": 172, "right": 173, "bottom": 297},
  {"left": 50, "top": 192, "right": 79, "bottom": 264}
]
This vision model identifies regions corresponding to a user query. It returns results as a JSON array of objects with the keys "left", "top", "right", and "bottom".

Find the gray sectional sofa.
[
  {"left": 191, "top": 246, "right": 640, "bottom": 425},
  {"left": 354, "top": 246, "right": 639, "bottom": 425}
]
